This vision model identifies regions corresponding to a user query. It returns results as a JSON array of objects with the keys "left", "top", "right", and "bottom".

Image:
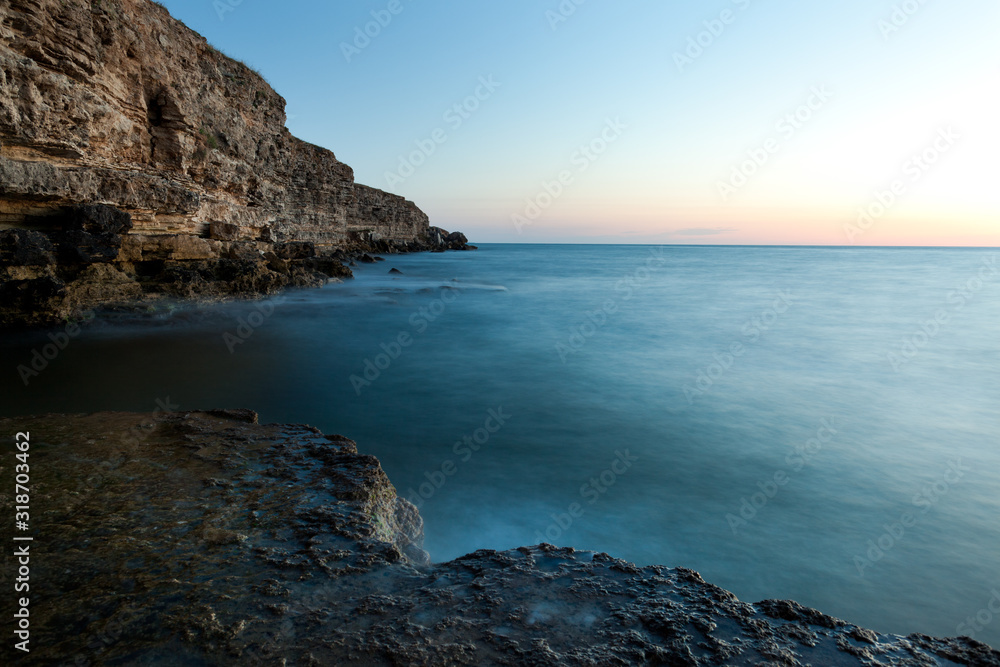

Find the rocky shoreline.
[
  {"left": 3, "top": 3, "right": 997, "bottom": 663},
  {"left": 0, "top": 200, "right": 472, "bottom": 328},
  {"left": 0, "top": 0, "right": 473, "bottom": 329},
  {"left": 2, "top": 410, "right": 997, "bottom": 665}
]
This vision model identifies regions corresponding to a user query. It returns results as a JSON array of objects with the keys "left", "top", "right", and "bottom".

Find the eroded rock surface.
[
  {"left": 0, "top": 410, "right": 996, "bottom": 665},
  {"left": 0, "top": 0, "right": 471, "bottom": 326}
]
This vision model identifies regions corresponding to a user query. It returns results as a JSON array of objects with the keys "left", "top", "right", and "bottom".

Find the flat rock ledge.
[{"left": 1, "top": 410, "right": 997, "bottom": 666}]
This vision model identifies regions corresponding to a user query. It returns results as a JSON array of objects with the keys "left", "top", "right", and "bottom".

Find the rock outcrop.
[
  {"left": 2, "top": 410, "right": 997, "bottom": 666},
  {"left": 0, "top": 0, "right": 470, "bottom": 327}
]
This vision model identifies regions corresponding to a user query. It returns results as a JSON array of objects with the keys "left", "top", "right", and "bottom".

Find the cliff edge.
[
  {"left": 1, "top": 410, "right": 997, "bottom": 665},
  {"left": 0, "top": 0, "right": 469, "bottom": 327}
]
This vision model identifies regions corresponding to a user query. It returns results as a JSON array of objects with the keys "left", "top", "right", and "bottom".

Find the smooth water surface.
[{"left": 3, "top": 244, "right": 999, "bottom": 644}]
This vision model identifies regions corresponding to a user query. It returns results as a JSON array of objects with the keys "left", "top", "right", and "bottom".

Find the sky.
[{"left": 159, "top": 0, "right": 999, "bottom": 245}]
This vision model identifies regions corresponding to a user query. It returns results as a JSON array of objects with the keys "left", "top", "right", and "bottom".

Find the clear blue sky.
[{"left": 160, "top": 0, "right": 999, "bottom": 245}]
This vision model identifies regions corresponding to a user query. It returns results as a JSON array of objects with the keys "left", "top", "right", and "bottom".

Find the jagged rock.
[
  {"left": 275, "top": 241, "right": 316, "bottom": 260},
  {"left": 62, "top": 262, "right": 143, "bottom": 309},
  {"left": 447, "top": 230, "right": 469, "bottom": 246},
  {"left": 3, "top": 410, "right": 996, "bottom": 665},
  {"left": 209, "top": 221, "right": 243, "bottom": 241},
  {"left": 50, "top": 204, "right": 132, "bottom": 265},
  {"left": 426, "top": 225, "right": 473, "bottom": 251},
  {"left": 389, "top": 268, "right": 403, "bottom": 275},
  {"left": 0, "top": 229, "right": 56, "bottom": 267},
  {"left": 0, "top": 0, "right": 471, "bottom": 327}
]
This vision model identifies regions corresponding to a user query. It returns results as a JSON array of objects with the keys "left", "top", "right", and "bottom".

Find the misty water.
[{"left": 3, "top": 244, "right": 999, "bottom": 645}]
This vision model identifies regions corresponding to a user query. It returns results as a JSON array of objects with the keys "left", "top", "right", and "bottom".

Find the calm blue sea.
[{"left": 3, "top": 244, "right": 999, "bottom": 645}]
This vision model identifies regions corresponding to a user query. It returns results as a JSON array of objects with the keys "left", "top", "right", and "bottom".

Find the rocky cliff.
[
  {"left": 0, "top": 0, "right": 470, "bottom": 327},
  {"left": 1, "top": 410, "right": 997, "bottom": 665}
]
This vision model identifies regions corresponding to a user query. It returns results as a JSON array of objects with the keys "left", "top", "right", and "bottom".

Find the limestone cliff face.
[
  {"left": 0, "top": 0, "right": 426, "bottom": 242},
  {"left": 0, "top": 0, "right": 464, "bottom": 326}
]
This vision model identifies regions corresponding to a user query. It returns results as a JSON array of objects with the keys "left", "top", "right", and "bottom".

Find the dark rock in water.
[
  {"left": 5, "top": 410, "right": 996, "bottom": 666},
  {"left": 300, "top": 255, "right": 353, "bottom": 280},
  {"left": 389, "top": 268, "right": 403, "bottom": 275},
  {"left": 359, "top": 254, "right": 377, "bottom": 264},
  {"left": 373, "top": 256, "right": 385, "bottom": 262},
  {"left": 425, "top": 226, "right": 474, "bottom": 251}
]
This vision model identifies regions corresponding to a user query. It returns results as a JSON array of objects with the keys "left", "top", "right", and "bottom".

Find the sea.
[{"left": 3, "top": 244, "right": 999, "bottom": 646}]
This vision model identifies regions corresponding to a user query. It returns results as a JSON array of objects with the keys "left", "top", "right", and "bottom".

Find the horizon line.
[{"left": 464, "top": 242, "right": 1000, "bottom": 249}]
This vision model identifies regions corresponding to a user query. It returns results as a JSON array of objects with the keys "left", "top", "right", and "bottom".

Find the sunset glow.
[{"left": 162, "top": 0, "right": 999, "bottom": 245}]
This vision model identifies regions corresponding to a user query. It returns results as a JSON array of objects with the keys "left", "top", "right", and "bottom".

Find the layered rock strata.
[
  {"left": 1, "top": 410, "right": 997, "bottom": 666},
  {"left": 0, "top": 0, "right": 469, "bottom": 326}
]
